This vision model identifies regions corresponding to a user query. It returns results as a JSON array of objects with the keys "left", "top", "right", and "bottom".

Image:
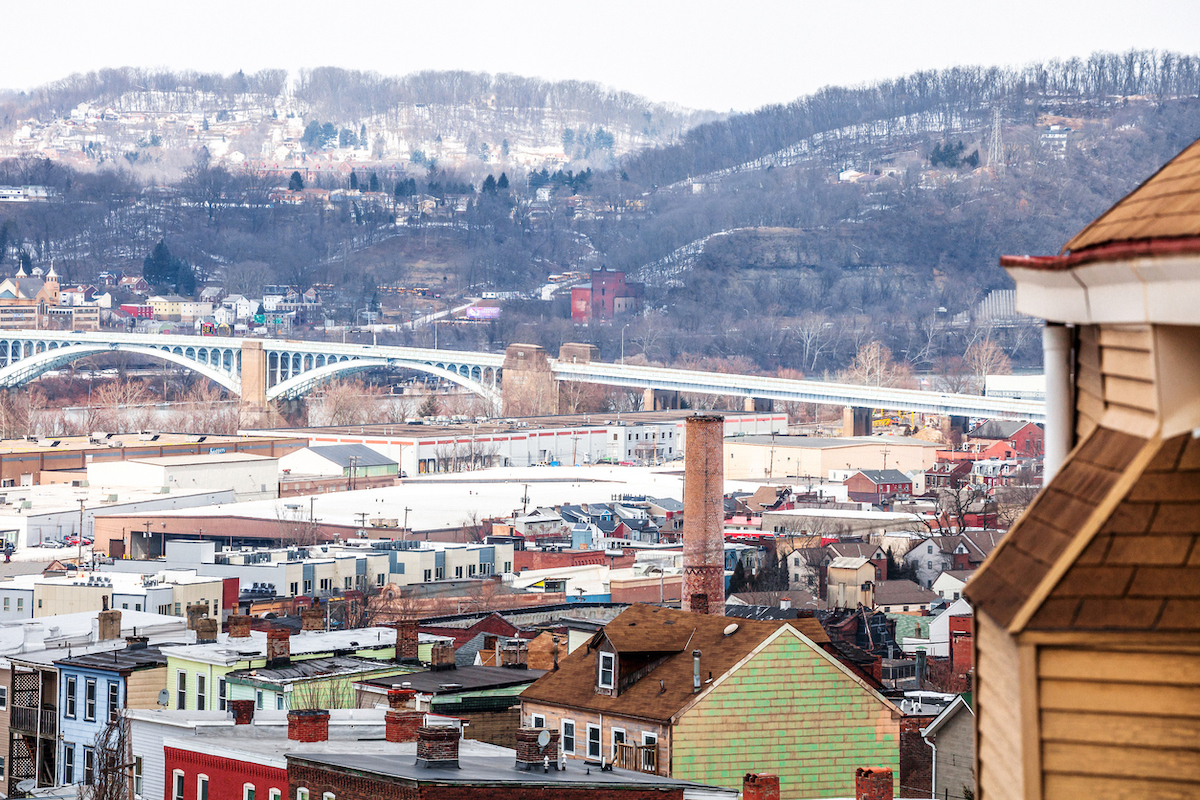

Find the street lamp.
[{"left": 621, "top": 323, "right": 630, "bottom": 365}]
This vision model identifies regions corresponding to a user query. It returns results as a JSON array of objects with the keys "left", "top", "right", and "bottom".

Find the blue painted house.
[{"left": 54, "top": 642, "right": 168, "bottom": 786}]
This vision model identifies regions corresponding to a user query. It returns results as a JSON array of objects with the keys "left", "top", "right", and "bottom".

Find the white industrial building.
[{"left": 89, "top": 452, "right": 278, "bottom": 501}]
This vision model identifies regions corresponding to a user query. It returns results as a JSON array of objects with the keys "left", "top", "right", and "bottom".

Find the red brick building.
[
  {"left": 570, "top": 267, "right": 643, "bottom": 324},
  {"left": 845, "top": 469, "right": 914, "bottom": 503},
  {"left": 965, "top": 420, "right": 1043, "bottom": 457}
]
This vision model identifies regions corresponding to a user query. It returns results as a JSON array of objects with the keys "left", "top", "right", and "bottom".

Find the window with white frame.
[
  {"left": 269, "top": 791, "right": 281, "bottom": 800},
  {"left": 296, "top": 790, "right": 309, "bottom": 800},
  {"left": 84, "top": 679, "right": 96, "bottom": 721},
  {"left": 133, "top": 756, "right": 143, "bottom": 798},
  {"left": 531, "top": 713, "right": 545, "bottom": 728},
  {"left": 176, "top": 671, "right": 187, "bottom": 709},
  {"left": 83, "top": 747, "right": 94, "bottom": 784},
  {"left": 172, "top": 770, "right": 185, "bottom": 800},
  {"left": 586, "top": 724, "right": 601, "bottom": 759},
  {"left": 64, "top": 745, "right": 75, "bottom": 784},
  {"left": 276, "top": 694, "right": 285, "bottom": 710},
  {"left": 641, "top": 732, "right": 658, "bottom": 772},
  {"left": 108, "top": 681, "right": 119, "bottom": 722},
  {"left": 197, "top": 775, "right": 209, "bottom": 800},
  {"left": 243, "top": 783, "right": 256, "bottom": 800},
  {"left": 256, "top": 689, "right": 264, "bottom": 710},
  {"left": 598, "top": 652, "right": 615, "bottom": 689},
  {"left": 322, "top": 794, "right": 335, "bottom": 800},
  {"left": 611, "top": 727, "right": 625, "bottom": 757},
  {"left": 561, "top": 719, "right": 575, "bottom": 754},
  {"left": 218, "top": 678, "right": 226, "bottom": 711},
  {"left": 196, "top": 674, "right": 206, "bottom": 711}
]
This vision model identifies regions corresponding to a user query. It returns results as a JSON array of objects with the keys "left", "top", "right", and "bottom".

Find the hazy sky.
[{"left": 7, "top": 0, "right": 1200, "bottom": 111}]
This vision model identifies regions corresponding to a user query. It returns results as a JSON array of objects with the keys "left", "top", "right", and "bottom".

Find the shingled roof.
[
  {"left": 1064, "top": 137, "right": 1200, "bottom": 253},
  {"left": 964, "top": 426, "right": 1197, "bottom": 632},
  {"left": 520, "top": 604, "right": 829, "bottom": 723}
]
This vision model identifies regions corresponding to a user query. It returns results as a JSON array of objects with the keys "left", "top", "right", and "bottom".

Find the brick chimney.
[
  {"left": 515, "top": 727, "right": 559, "bottom": 771},
  {"left": 230, "top": 699, "right": 255, "bottom": 725},
  {"left": 266, "top": 626, "right": 291, "bottom": 668},
  {"left": 499, "top": 641, "right": 528, "bottom": 669},
  {"left": 228, "top": 613, "right": 252, "bottom": 639},
  {"left": 394, "top": 619, "right": 418, "bottom": 663},
  {"left": 430, "top": 642, "right": 455, "bottom": 671},
  {"left": 288, "top": 709, "right": 330, "bottom": 742},
  {"left": 386, "top": 702, "right": 425, "bottom": 744},
  {"left": 416, "top": 726, "right": 460, "bottom": 769},
  {"left": 194, "top": 617, "right": 217, "bottom": 644},
  {"left": 97, "top": 608, "right": 121, "bottom": 641},
  {"left": 301, "top": 607, "right": 325, "bottom": 632},
  {"left": 185, "top": 603, "right": 209, "bottom": 631},
  {"left": 682, "top": 414, "right": 725, "bottom": 616},
  {"left": 855, "top": 766, "right": 894, "bottom": 800},
  {"left": 743, "top": 774, "right": 780, "bottom": 800}
]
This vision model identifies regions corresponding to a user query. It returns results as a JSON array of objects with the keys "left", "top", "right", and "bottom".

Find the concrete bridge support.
[
  {"left": 644, "top": 388, "right": 683, "bottom": 410},
  {"left": 502, "top": 343, "right": 559, "bottom": 417},
  {"left": 843, "top": 406, "right": 872, "bottom": 437},
  {"left": 238, "top": 340, "right": 274, "bottom": 428},
  {"left": 941, "top": 414, "right": 970, "bottom": 445}
]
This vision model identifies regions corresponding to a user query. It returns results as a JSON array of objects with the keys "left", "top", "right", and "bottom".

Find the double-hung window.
[
  {"left": 598, "top": 652, "right": 615, "bottom": 689},
  {"left": 197, "top": 775, "right": 209, "bottom": 800},
  {"left": 561, "top": 720, "right": 576, "bottom": 754},
  {"left": 84, "top": 679, "right": 96, "bottom": 721},
  {"left": 176, "top": 671, "right": 187, "bottom": 709},
  {"left": 64, "top": 745, "right": 75, "bottom": 784},
  {"left": 65, "top": 676, "right": 77, "bottom": 718},
  {"left": 218, "top": 678, "right": 227, "bottom": 711},
  {"left": 83, "top": 747, "right": 94, "bottom": 784},
  {"left": 107, "top": 681, "right": 119, "bottom": 722},
  {"left": 196, "top": 674, "right": 206, "bottom": 711},
  {"left": 172, "top": 771, "right": 185, "bottom": 800},
  {"left": 586, "top": 724, "right": 601, "bottom": 759},
  {"left": 133, "top": 756, "right": 143, "bottom": 798}
]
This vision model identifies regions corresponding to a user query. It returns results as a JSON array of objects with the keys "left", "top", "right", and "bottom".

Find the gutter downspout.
[
  {"left": 924, "top": 733, "right": 937, "bottom": 798},
  {"left": 1043, "top": 322, "right": 1073, "bottom": 482}
]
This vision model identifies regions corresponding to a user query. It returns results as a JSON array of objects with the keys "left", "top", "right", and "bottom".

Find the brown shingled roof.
[
  {"left": 1064, "top": 136, "right": 1200, "bottom": 253},
  {"left": 520, "top": 604, "right": 828, "bottom": 723},
  {"left": 966, "top": 426, "right": 1151, "bottom": 629}
]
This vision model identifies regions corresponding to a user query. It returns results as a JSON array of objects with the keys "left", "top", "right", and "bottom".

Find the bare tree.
[
  {"left": 841, "top": 341, "right": 915, "bottom": 388},
  {"left": 85, "top": 714, "right": 132, "bottom": 800},
  {"left": 964, "top": 337, "right": 1012, "bottom": 395}
]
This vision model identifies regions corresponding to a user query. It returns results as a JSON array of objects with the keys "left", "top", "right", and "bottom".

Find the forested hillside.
[{"left": 1, "top": 52, "right": 1198, "bottom": 381}]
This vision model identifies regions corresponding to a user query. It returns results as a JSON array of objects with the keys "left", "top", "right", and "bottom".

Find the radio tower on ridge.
[{"left": 988, "top": 106, "right": 1005, "bottom": 175}]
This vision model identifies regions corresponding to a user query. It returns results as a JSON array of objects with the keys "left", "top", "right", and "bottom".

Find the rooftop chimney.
[
  {"left": 515, "top": 727, "right": 560, "bottom": 771},
  {"left": 230, "top": 699, "right": 254, "bottom": 725},
  {"left": 301, "top": 607, "right": 325, "bottom": 632},
  {"left": 500, "top": 641, "right": 528, "bottom": 669},
  {"left": 416, "top": 726, "right": 460, "bottom": 769},
  {"left": 430, "top": 642, "right": 456, "bottom": 671},
  {"left": 266, "top": 626, "right": 291, "bottom": 668},
  {"left": 185, "top": 603, "right": 209, "bottom": 631},
  {"left": 22, "top": 623, "right": 45, "bottom": 653},
  {"left": 97, "top": 609, "right": 121, "bottom": 641},
  {"left": 288, "top": 709, "right": 330, "bottom": 742},
  {"left": 855, "top": 766, "right": 894, "bottom": 800},
  {"left": 227, "top": 613, "right": 252, "bottom": 639},
  {"left": 385, "top": 705, "right": 424, "bottom": 744},
  {"left": 394, "top": 619, "right": 419, "bottom": 663},
  {"left": 683, "top": 415, "right": 725, "bottom": 616},
  {"left": 195, "top": 618, "right": 218, "bottom": 644},
  {"left": 743, "top": 774, "right": 781, "bottom": 800}
]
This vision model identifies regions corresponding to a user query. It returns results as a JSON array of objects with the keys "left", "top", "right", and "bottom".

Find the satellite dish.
[
  {"left": 537, "top": 730, "right": 551, "bottom": 748},
  {"left": 157, "top": 689, "right": 170, "bottom": 707}
]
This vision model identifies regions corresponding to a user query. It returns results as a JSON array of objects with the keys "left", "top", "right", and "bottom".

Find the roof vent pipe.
[{"left": 692, "top": 649, "right": 701, "bottom": 693}]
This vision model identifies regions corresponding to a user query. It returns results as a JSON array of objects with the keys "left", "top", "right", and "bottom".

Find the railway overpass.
[{"left": 0, "top": 332, "right": 1043, "bottom": 427}]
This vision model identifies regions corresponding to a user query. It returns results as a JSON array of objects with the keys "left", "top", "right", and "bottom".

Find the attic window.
[{"left": 598, "top": 652, "right": 615, "bottom": 690}]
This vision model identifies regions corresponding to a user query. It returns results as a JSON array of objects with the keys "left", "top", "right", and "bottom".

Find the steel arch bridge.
[{"left": 0, "top": 332, "right": 504, "bottom": 410}]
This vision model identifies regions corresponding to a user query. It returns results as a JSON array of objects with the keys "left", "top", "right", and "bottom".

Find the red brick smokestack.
[{"left": 683, "top": 415, "right": 725, "bottom": 616}]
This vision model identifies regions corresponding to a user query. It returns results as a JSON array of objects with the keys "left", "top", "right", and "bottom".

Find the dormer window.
[{"left": 598, "top": 652, "right": 615, "bottom": 690}]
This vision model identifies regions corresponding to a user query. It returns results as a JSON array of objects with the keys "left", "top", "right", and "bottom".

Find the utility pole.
[
  {"left": 521, "top": 484, "right": 530, "bottom": 516},
  {"left": 78, "top": 500, "right": 84, "bottom": 568},
  {"left": 403, "top": 507, "right": 412, "bottom": 540}
]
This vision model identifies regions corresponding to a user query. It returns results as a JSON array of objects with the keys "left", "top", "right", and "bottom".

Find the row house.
[
  {"left": 845, "top": 469, "right": 914, "bottom": 504},
  {"left": 520, "top": 604, "right": 900, "bottom": 799}
]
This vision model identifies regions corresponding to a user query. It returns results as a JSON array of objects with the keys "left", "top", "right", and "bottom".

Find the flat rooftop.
[
  {"left": 157, "top": 626, "right": 400, "bottom": 665},
  {"left": 126, "top": 452, "right": 276, "bottom": 467},
  {"left": 251, "top": 409, "right": 776, "bottom": 439},
  {"left": 292, "top": 749, "right": 736, "bottom": 792},
  {"left": 106, "top": 465, "right": 767, "bottom": 533},
  {"left": 357, "top": 664, "right": 546, "bottom": 694},
  {"left": 729, "top": 435, "right": 944, "bottom": 449},
  {"left": 0, "top": 432, "right": 301, "bottom": 456}
]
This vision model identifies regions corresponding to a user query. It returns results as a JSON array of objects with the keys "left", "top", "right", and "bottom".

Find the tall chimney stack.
[{"left": 683, "top": 415, "right": 725, "bottom": 615}]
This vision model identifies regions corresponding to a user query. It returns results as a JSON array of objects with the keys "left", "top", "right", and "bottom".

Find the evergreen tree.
[
  {"left": 497, "top": 173, "right": 509, "bottom": 191},
  {"left": 349, "top": 171, "right": 358, "bottom": 191},
  {"left": 369, "top": 172, "right": 380, "bottom": 193},
  {"left": 418, "top": 394, "right": 439, "bottom": 418},
  {"left": 481, "top": 175, "right": 497, "bottom": 194},
  {"left": 288, "top": 171, "right": 304, "bottom": 191},
  {"left": 143, "top": 240, "right": 177, "bottom": 286},
  {"left": 728, "top": 560, "right": 748, "bottom": 594},
  {"left": 175, "top": 261, "right": 196, "bottom": 296}
]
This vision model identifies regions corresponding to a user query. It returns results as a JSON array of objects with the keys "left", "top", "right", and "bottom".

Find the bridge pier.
[
  {"left": 238, "top": 339, "right": 272, "bottom": 427},
  {"left": 843, "top": 406, "right": 872, "bottom": 437},
  {"left": 743, "top": 397, "right": 773, "bottom": 412},
  {"left": 643, "top": 388, "right": 683, "bottom": 411},
  {"left": 941, "top": 414, "right": 970, "bottom": 445},
  {"left": 502, "top": 344, "right": 558, "bottom": 417}
]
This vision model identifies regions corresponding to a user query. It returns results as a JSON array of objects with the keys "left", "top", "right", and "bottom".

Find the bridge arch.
[
  {"left": 0, "top": 343, "right": 242, "bottom": 395},
  {"left": 267, "top": 357, "right": 502, "bottom": 411}
]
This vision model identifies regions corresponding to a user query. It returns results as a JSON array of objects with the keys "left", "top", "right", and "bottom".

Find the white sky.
[{"left": 6, "top": 1, "right": 1200, "bottom": 112}]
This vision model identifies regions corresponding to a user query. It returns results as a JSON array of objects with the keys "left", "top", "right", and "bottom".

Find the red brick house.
[
  {"left": 845, "top": 469, "right": 913, "bottom": 503},
  {"left": 965, "top": 420, "right": 1043, "bottom": 457},
  {"left": 570, "top": 267, "right": 643, "bottom": 324}
]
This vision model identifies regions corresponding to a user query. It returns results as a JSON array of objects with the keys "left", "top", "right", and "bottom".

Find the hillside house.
[
  {"left": 966, "top": 134, "right": 1200, "bottom": 798},
  {"left": 966, "top": 420, "right": 1044, "bottom": 457},
  {"left": 520, "top": 604, "right": 900, "bottom": 799},
  {"left": 845, "top": 469, "right": 913, "bottom": 503}
]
